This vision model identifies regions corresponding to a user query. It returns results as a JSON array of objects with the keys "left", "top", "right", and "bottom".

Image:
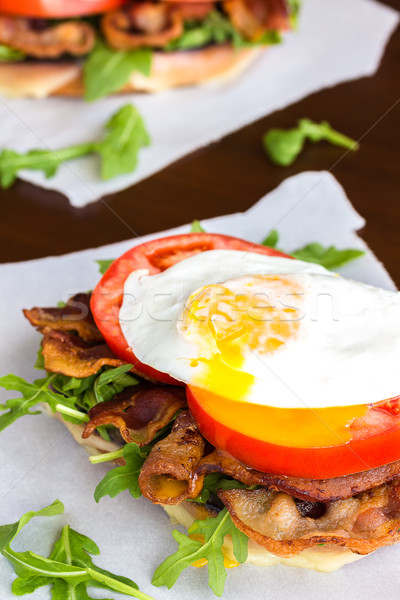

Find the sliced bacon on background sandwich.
[{"left": 0, "top": 0, "right": 297, "bottom": 99}]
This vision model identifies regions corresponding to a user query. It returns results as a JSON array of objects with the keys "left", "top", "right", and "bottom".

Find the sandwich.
[
  {"left": 0, "top": 0, "right": 298, "bottom": 100},
  {"left": 2, "top": 231, "right": 400, "bottom": 595}
]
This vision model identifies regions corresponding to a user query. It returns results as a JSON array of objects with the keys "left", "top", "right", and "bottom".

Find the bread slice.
[{"left": 0, "top": 45, "right": 260, "bottom": 98}]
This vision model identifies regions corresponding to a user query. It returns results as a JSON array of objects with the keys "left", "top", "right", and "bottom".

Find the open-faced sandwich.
[
  {"left": 0, "top": 0, "right": 298, "bottom": 99},
  {"left": 2, "top": 232, "right": 400, "bottom": 596}
]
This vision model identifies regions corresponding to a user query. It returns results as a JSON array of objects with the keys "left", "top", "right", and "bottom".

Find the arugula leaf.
[
  {"left": 261, "top": 229, "right": 365, "bottom": 270},
  {"left": 166, "top": 10, "right": 281, "bottom": 51},
  {"left": 292, "top": 243, "right": 365, "bottom": 270},
  {"left": 287, "top": 0, "right": 302, "bottom": 27},
  {"left": 34, "top": 347, "right": 45, "bottom": 370},
  {"left": 0, "top": 363, "right": 139, "bottom": 432},
  {"left": 0, "top": 374, "right": 60, "bottom": 432},
  {"left": 0, "top": 44, "right": 25, "bottom": 62},
  {"left": 0, "top": 500, "right": 156, "bottom": 600},
  {"left": 84, "top": 40, "right": 152, "bottom": 102},
  {"left": 0, "top": 104, "right": 150, "bottom": 189},
  {"left": 263, "top": 118, "right": 359, "bottom": 166},
  {"left": 262, "top": 229, "right": 279, "bottom": 248},
  {"left": 93, "top": 364, "right": 137, "bottom": 404},
  {"left": 165, "top": 11, "right": 235, "bottom": 51},
  {"left": 190, "top": 220, "right": 205, "bottom": 233},
  {"left": 96, "top": 105, "right": 151, "bottom": 180},
  {"left": 191, "top": 474, "right": 252, "bottom": 504},
  {"left": 236, "top": 29, "right": 282, "bottom": 48},
  {"left": 94, "top": 442, "right": 148, "bottom": 502},
  {"left": 153, "top": 508, "right": 248, "bottom": 596},
  {"left": 0, "top": 145, "right": 93, "bottom": 188},
  {"left": 96, "top": 259, "right": 114, "bottom": 275}
]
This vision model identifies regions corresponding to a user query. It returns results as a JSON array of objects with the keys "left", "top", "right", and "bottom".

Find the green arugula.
[
  {"left": 292, "top": 243, "right": 365, "bottom": 270},
  {"left": 96, "top": 259, "right": 114, "bottom": 275},
  {"left": 0, "top": 104, "right": 150, "bottom": 189},
  {"left": 261, "top": 229, "right": 279, "bottom": 249},
  {"left": 263, "top": 118, "right": 359, "bottom": 166},
  {"left": 191, "top": 474, "right": 253, "bottom": 504},
  {"left": 94, "top": 442, "right": 148, "bottom": 502},
  {"left": 0, "top": 500, "right": 156, "bottom": 599},
  {"left": 0, "top": 374, "right": 62, "bottom": 432},
  {"left": 262, "top": 229, "right": 365, "bottom": 270},
  {"left": 96, "top": 104, "right": 150, "bottom": 180},
  {"left": 93, "top": 364, "right": 138, "bottom": 404},
  {"left": 84, "top": 40, "right": 152, "bottom": 101},
  {"left": 287, "top": 0, "right": 302, "bottom": 27},
  {"left": 0, "top": 364, "right": 137, "bottom": 433},
  {"left": 0, "top": 44, "right": 25, "bottom": 62},
  {"left": 153, "top": 508, "right": 248, "bottom": 597},
  {"left": 190, "top": 220, "right": 205, "bottom": 233},
  {"left": 166, "top": 10, "right": 281, "bottom": 51}
]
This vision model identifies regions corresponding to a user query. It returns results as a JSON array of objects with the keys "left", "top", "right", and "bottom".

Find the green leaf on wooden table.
[{"left": 263, "top": 118, "right": 359, "bottom": 166}]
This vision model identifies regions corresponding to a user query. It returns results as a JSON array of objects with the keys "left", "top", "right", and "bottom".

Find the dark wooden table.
[{"left": 0, "top": 2, "right": 399, "bottom": 284}]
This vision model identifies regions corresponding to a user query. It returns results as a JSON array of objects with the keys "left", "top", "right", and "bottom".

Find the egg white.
[{"left": 119, "top": 250, "right": 400, "bottom": 410}]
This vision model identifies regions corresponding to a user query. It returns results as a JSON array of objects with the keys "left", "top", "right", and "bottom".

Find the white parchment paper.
[
  {"left": 0, "top": 172, "right": 399, "bottom": 599},
  {"left": 0, "top": 0, "right": 398, "bottom": 207}
]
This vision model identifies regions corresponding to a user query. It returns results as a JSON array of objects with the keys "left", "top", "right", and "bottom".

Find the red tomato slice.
[
  {"left": 91, "top": 233, "right": 290, "bottom": 384},
  {"left": 0, "top": 0, "right": 128, "bottom": 18},
  {"left": 187, "top": 386, "right": 400, "bottom": 478}
]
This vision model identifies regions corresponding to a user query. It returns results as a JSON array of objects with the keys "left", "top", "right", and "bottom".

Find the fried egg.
[{"left": 119, "top": 250, "right": 400, "bottom": 410}]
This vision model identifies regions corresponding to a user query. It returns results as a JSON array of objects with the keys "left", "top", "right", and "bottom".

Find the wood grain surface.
[{"left": 0, "top": 2, "right": 398, "bottom": 284}]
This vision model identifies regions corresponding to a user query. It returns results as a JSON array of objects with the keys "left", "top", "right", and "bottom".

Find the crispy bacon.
[
  {"left": 223, "top": 0, "right": 289, "bottom": 40},
  {"left": 24, "top": 293, "right": 102, "bottom": 343},
  {"left": 219, "top": 482, "right": 400, "bottom": 557},
  {"left": 41, "top": 329, "right": 124, "bottom": 378},
  {"left": 139, "top": 411, "right": 205, "bottom": 504},
  {"left": 82, "top": 385, "right": 187, "bottom": 445},
  {"left": 174, "top": 2, "right": 215, "bottom": 20},
  {"left": 102, "top": 2, "right": 184, "bottom": 50},
  {"left": 0, "top": 17, "right": 95, "bottom": 59},
  {"left": 195, "top": 448, "right": 400, "bottom": 503}
]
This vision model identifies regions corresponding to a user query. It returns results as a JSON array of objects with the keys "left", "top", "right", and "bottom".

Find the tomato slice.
[
  {"left": 91, "top": 233, "right": 290, "bottom": 384},
  {"left": 187, "top": 386, "right": 400, "bottom": 478},
  {"left": 0, "top": 0, "right": 128, "bottom": 18}
]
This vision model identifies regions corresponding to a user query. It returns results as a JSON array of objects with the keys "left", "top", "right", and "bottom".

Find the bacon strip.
[
  {"left": 42, "top": 329, "right": 124, "bottom": 378},
  {"left": 82, "top": 386, "right": 187, "bottom": 446},
  {"left": 219, "top": 482, "right": 400, "bottom": 557},
  {"left": 173, "top": 2, "right": 215, "bottom": 20},
  {"left": 139, "top": 411, "right": 205, "bottom": 504},
  {"left": 196, "top": 448, "right": 400, "bottom": 503},
  {"left": 102, "top": 2, "right": 184, "bottom": 50},
  {"left": 24, "top": 293, "right": 102, "bottom": 343},
  {"left": 223, "top": 0, "right": 290, "bottom": 40},
  {"left": 0, "top": 17, "right": 95, "bottom": 59}
]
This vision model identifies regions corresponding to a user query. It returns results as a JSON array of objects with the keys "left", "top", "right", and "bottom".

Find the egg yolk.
[
  {"left": 179, "top": 275, "right": 368, "bottom": 448},
  {"left": 179, "top": 275, "right": 303, "bottom": 402}
]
